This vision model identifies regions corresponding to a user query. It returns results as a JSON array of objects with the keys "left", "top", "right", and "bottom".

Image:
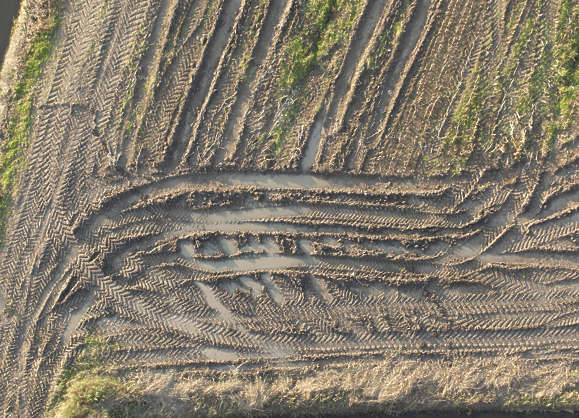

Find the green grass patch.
[
  {"left": 446, "top": 72, "right": 489, "bottom": 148},
  {"left": 442, "top": 65, "right": 490, "bottom": 174},
  {"left": 279, "top": 37, "right": 317, "bottom": 91},
  {"left": 506, "top": 0, "right": 526, "bottom": 33},
  {"left": 366, "top": 0, "right": 410, "bottom": 70},
  {"left": 270, "top": 99, "right": 301, "bottom": 154},
  {"left": 439, "top": 6, "right": 534, "bottom": 170},
  {"left": 547, "top": 1, "right": 578, "bottom": 141},
  {"left": 278, "top": 0, "right": 363, "bottom": 91},
  {"left": 51, "top": 374, "right": 125, "bottom": 418},
  {"left": 279, "top": 0, "right": 338, "bottom": 91},
  {"left": 510, "top": 1, "right": 577, "bottom": 154},
  {"left": 0, "top": 8, "right": 61, "bottom": 246},
  {"left": 506, "top": 380, "right": 578, "bottom": 412},
  {"left": 52, "top": 336, "right": 120, "bottom": 403},
  {"left": 49, "top": 335, "right": 125, "bottom": 417}
]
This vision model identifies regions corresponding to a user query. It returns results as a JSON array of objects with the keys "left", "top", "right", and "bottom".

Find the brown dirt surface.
[{"left": 0, "top": 0, "right": 577, "bottom": 416}]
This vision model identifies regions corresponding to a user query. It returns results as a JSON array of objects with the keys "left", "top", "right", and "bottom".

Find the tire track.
[
  {"left": 359, "top": 0, "right": 434, "bottom": 172},
  {"left": 0, "top": 1, "right": 577, "bottom": 415}
]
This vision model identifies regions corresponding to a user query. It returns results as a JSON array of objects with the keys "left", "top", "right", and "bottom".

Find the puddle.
[{"left": 0, "top": 0, "right": 21, "bottom": 66}]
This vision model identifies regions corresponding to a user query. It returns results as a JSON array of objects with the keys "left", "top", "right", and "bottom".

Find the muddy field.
[{"left": 0, "top": 0, "right": 577, "bottom": 416}]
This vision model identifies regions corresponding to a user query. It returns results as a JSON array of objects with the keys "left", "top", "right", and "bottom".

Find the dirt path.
[
  {"left": 0, "top": 0, "right": 25, "bottom": 120},
  {"left": 355, "top": 0, "right": 433, "bottom": 170},
  {"left": 382, "top": 0, "right": 431, "bottom": 108}
]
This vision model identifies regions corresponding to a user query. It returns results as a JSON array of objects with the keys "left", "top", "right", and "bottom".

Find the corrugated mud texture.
[{"left": 0, "top": 0, "right": 577, "bottom": 416}]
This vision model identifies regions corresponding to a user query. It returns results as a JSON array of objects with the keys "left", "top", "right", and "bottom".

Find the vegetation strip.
[
  {"left": 443, "top": 0, "right": 578, "bottom": 172},
  {"left": 0, "top": 1, "right": 61, "bottom": 245}
]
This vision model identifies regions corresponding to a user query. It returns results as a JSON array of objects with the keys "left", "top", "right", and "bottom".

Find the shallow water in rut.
[{"left": 0, "top": 0, "right": 21, "bottom": 66}]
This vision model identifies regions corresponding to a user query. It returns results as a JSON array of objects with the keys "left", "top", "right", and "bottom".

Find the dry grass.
[{"left": 50, "top": 354, "right": 578, "bottom": 417}]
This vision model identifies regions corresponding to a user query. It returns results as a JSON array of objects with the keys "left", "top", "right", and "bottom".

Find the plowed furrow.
[
  {"left": 361, "top": 0, "right": 436, "bottom": 172},
  {"left": 172, "top": 0, "right": 243, "bottom": 168},
  {"left": 301, "top": 0, "right": 387, "bottom": 172}
]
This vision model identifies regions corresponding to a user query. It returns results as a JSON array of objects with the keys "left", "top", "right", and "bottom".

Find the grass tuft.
[
  {"left": 51, "top": 374, "right": 125, "bottom": 418},
  {"left": 50, "top": 336, "right": 121, "bottom": 411}
]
